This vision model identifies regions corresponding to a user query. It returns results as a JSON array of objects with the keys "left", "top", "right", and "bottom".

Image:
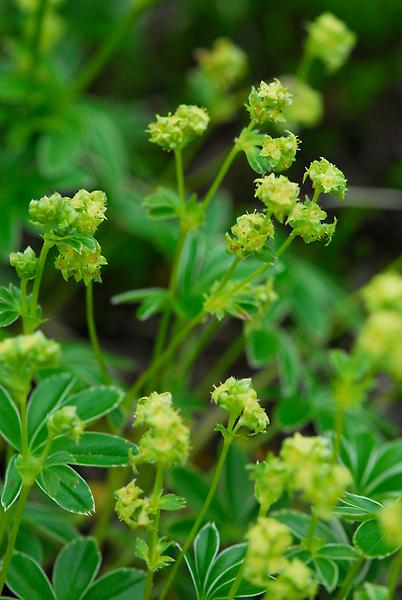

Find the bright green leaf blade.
[
  {"left": 80, "top": 568, "right": 146, "bottom": 600},
  {"left": 223, "top": 444, "right": 254, "bottom": 523},
  {"left": 47, "top": 433, "right": 137, "bottom": 467},
  {"left": 0, "top": 386, "right": 21, "bottom": 450},
  {"left": 37, "top": 464, "right": 95, "bottom": 515},
  {"left": 0, "top": 284, "right": 21, "bottom": 327},
  {"left": 1, "top": 454, "right": 21, "bottom": 510},
  {"left": 273, "top": 510, "right": 338, "bottom": 543},
  {"left": 60, "top": 386, "right": 123, "bottom": 423},
  {"left": 6, "top": 552, "right": 56, "bottom": 600},
  {"left": 15, "top": 526, "right": 44, "bottom": 564},
  {"left": 22, "top": 501, "right": 79, "bottom": 544},
  {"left": 28, "top": 374, "right": 74, "bottom": 448},
  {"left": 353, "top": 519, "right": 399, "bottom": 558},
  {"left": 318, "top": 543, "right": 358, "bottom": 561},
  {"left": 53, "top": 537, "right": 101, "bottom": 600},
  {"left": 354, "top": 583, "right": 388, "bottom": 600},
  {"left": 194, "top": 523, "right": 220, "bottom": 593},
  {"left": 313, "top": 557, "right": 339, "bottom": 592}
]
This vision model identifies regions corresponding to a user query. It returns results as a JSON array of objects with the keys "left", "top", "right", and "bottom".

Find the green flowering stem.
[
  {"left": 144, "top": 465, "right": 164, "bottom": 600},
  {"left": 333, "top": 404, "right": 344, "bottom": 462},
  {"left": 28, "top": 239, "right": 52, "bottom": 332},
  {"left": 85, "top": 281, "right": 110, "bottom": 383},
  {"left": 0, "top": 485, "right": 30, "bottom": 594},
  {"left": 28, "top": 0, "right": 47, "bottom": 74},
  {"left": 159, "top": 427, "right": 234, "bottom": 600},
  {"left": 312, "top": 189, "right": 321, "bottom": 203},
  {"left": 296, "top": 49, "right": 313, "bottom": 82},
  {"left": 334, "top": 555, "right": 364, "bottom": 600},
  {"left": 305, "top": 510, "right": 319, "bottom": 551},
  {"left": 20, "top": 279, "right": 29, "bottom": 334},
  {"left": 72, "top": 0, "right": 159, "bottom": 95},
  {"left": 387, "top": 548, "right": 402, "bottom": 600}
]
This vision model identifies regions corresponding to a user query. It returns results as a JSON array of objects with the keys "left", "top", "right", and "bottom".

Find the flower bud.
[
  {"left": 226, "top": 212, "right": 274, "bottom": 258},
  {"left": 55, "top": 245, "right": 107, "bottom": 285},
  {"left": 135, "top": 392, "right": 190, "bottom": 467},
  {"left": 260, "top": 131, "right": 300, "bottom": 172},
  {"left": 251, "top": 454, "right": 288, "bottom": 512},
  {"left": 304, "top": 157, "right": 347, "bottom": 199},
  {"left": 265, "top": 559, "right": 317, "bottom": 600},
  {"left": 47, "top": 405, "right": 84, "bottom": 442},
  {"left": 286, "top": 200, "right": 337, "bottom": 244},
  {"left": 211, "top": 377, "right": 269, "bottom": 433},
  {"left": 115, "top": 479, "right": 151, "bottom": 529},
  {"left": 379, "top": 500, "right": 402, "bottom": 547},
  {"left": 255, "top": 174, "right": 299, "bottom": 222},
  {"left": 148, "top": 104, "right": 209, "bottom": 152},
  {"left": 29, "top": 192, "right": 77, "bottom": 235},
  {"left": 70, "top": 189, "right": 107, "bottom": 235},
  {"left": 195, "top": 38, "right": 247, "bottom": 91},
  {"left": 245, "top": 517, "right": 292, "bottom": 586},
  {"left": 247, "top": 79, "right": 292, "bottom": 125},
  {"left": 305, "top": 12, "right": 356, "bottom": 74},
  {"left": 9, "top": 246, "right": 38, "bottom": 280}
]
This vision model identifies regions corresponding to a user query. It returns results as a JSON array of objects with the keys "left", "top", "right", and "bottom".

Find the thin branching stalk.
[
  {"left": 28, "top": 239, "right": 52, "bottom": 332},
  {"left": 334, "top": 556, "right": 364, "bottom": 600},
  {"left": 85, "top": 281, "right": 110, "bottom": 383},
  {"left": 0, "top": 485, "right": 30, "bottom": 594},
  {"left": 144, "top": 466, "right": 164, "bottom": 600}
]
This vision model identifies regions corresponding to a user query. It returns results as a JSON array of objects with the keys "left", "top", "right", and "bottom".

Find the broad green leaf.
[
  {"left": 364, "top": 440, "right": 402, "bottom": 499},
  {"left": 275, "top": 394, "right": 311, "bottom": 430},
  {"left": 171, "top": 466, "right": 226, "bottom": 523},
  {"left": 1, "top": 454, "right": 21, "bottom": 510},
  {"left": 313, "top": 557, "right": 338, "bottom": 592},
  {"left": 143, "top": 186, "right": 179, "bottom": 220},
  {"left": 6, "top": 552, "right": 56, "bottom": 600},
  {"left": 28, "top": 374, "right": 74, "bottom": 448},
  {"left": 60, "top": 385, "right": 123, "bottom": 424},
  {"left": 318, "top": 543, "right": 358, "bottom": 561},
  {"left": 0, "top": 386, "right": 21, "bottom": 450},
  {"left": 353, "top": 519, "right": 399, "bottom": 558},
  {"left": 223, "top": 443, "right": 254, "bottom": 523},
  {"left": 53, "top": 537, "right": 101, "bottom": 600},
  {"left": 334, "top": 493, "right": 383, "bottom": 521},
  {"left": 354, "top": 583, "right": 388, "bottom": 600},
  {"left": 277, "top": 331, "right": 302, "bottom": 396},
  {"left": 37, "top": 464, "right": 95, "bottom": 515},
  {"left": 111, "top": 287, "right": 166, "bottom": 305},
  {"left": 15, "top": 526, "right": 44, "bottom": 564},
  {"left": 23, "top": 501, "right": 78, "bottom": 544},
  {"left": 0, "top": 284, "right": 21, "bottom": 327},
  {"left": 37, "top": 121, "right": 82, "bottom": 178},
  {"left": 47, "top": 433, "right": 137, "bottom": 467},
  {"left": 81, "top": 568, "right": 146, "bottom": 600},
  {"left": 194, "top": 523, "right": 220, "bottom": 592},
  {"left": 246, "top": 327, "right": 279, "bottom": 368}
]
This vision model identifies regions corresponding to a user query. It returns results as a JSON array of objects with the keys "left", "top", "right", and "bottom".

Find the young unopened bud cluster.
[
  {"left": 305, "top": 12, "right": 356, "bottom": 74},
  {"left": 251, "top": 454, "right": 288, "bottom": 513},
  {"left": 195, "top": 38, "right": 247, "bottom": 91},
  {"left": 245, "top": 517, "right": 292, "bottom": 586},
  {"left": 280, "top": 433, "right": 351, "bottom": 517},
  {"left": 379, "top": 499, "right": 402, "bottom": 547},
  {"left": 226, "top": 212, "right": 274, "bottom": 258},
  {"left": 47, "top": 405, "right": 84, "bottom": 442},
  {"left": 304, "top": 157, "right": 347, "bottom": 199},
  {"left": 247, "top": 79, "right": 292, "bottom": 125},
  {"left": 255, "top": 174, "right": 299, "bottom": 222},
  {"left": 29, "top": 192, "right": 76, "bottom": 235},
  {"left": 265, "top": 559, "right": 317, "bottom": 600},
  {"left": 361, "top": 271, "right": 402, "bottom": 314},
  {"left": 55, "top": 245, "right": 107, "bottom": 285},
  {"left": 115, "top": 479, "right": 151, "bottom": 529},
  {"left": 0, "top": 331, "right": 60, "bottom": 391},
  {"left": 148, "top": 104, "right": 209, "bottom": 152},
  {"left": 211, "top": 377, "right": 269, "bottom": 433},
  {"left": 286, "top": 200, "right": 336, "bottom": 244},
  {"left": 9, "top": 246, "right": 38, "bottom": 280},
  {"left": 134, "top": 392, "right": 190, "bottom": 467},
  {"left": 260, "top": 132, "right": 300, "bottom": 172}
]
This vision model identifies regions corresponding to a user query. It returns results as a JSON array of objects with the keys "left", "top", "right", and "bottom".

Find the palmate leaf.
[
  {"left": 80, "top": 568, "right": 146, "bottom": 600},
  {"left": 53, "top": 537, "right": 101, "bottom": 600},
  {"left": 334, "top": 493, "right": 383, "bottom": 522},
  {"left": 185, "top": 523, "right": 263, "bottom": 600},
  {"left": 313, "top": 557, "right": 339, "bottom": 592},
  {"left": 22, "top": 501, "right": 79, "bottom": 544}
]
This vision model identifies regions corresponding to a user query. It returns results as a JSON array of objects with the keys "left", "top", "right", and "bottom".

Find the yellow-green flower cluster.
[
  {"left": 225, "top": 212, "right": 274, "bottom": 258},
  {"left": 211, "top": 377, "right": 269, "bottom": 433},
  {"left": 251, "top": 454, "right": 288, "bottom": 513},
  {"left": 0, "top": 331, "right": 60, "bottom": 391},
  {"left": 280, "top": 433, "right": 351, "bottom": 517},
  {"left": 361, "top": 272, "right": 402, "bottom": 314},
  {"left": 29, "top": 192, "right": 76, "bottom": 235},
  {"left": 286, "top": 200, "right": 336, "bottom": 244},
  {"left": 379, "top": 499, "right": 402, "bottom": 547},
  {"left": 260, "top": 132, "right": 300, "bottom": 172},
  {"left": 265, "top": 559, "right": 317, "bottom": 600},
  {"left": 245, "top": 517, "right": 292, "bottom": 586},
  {"left": 282, "top": 76, "right": 323, "bottom": 128},
  {"left": 134, "top": 392, "right": 190, "bottom": 467},
  {"left": 55, "top": 245, "right": 107, "bottom": 285},
  {"left": 255, "top": 174, "right": 299, "bottom": 222},
  {"left": 47, "top": 405, "right": 84, "bottom": 442},
  {"left": 247, "top": 79, "right": 292, "bottom": 125},
  {"left": 304, "top": 157, "right": 347, "bottom": 199},
  {"left": 115, "top": 479, "right": 151, "bottom": 530},
  {"left": 9, "top": 246, "right": 37, "bottom": 280},
  {"left": 69, "top": 189, "right": 107, "bottom": 235},
  {"left": 195, "top": 38, "right": 247, "bottom": 91},
  {"left": 305, "top": 12, "right": 356, "bottom": 73},
  {"left": 148, "top": 104, "right": 209, "bottom": 151}
]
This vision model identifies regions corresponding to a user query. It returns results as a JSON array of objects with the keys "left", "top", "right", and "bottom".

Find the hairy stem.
[
  {"left": 144, "top": 466, "right": 164, "bottom": 600},
  {"left": 159, "top": 435, "right": 233, "bottom": 600},
  {"left": 85, "top": 281, "right": 110, "bottom": 383}
]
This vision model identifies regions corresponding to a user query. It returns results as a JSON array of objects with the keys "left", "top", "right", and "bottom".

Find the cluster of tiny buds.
[
  {"left": 305, "top": 12, "right": 356, "bottom": 74},
  {"left": 225, "top": 212, "right": 274, "bottom": 258},
  {"left": 247, "top": 79, "right": 293, "bottom": 124},
  {"left": 195, "top": 37, "right": 248, "bottom": 91},
  {"left": 9, "top": 246, "right": 38, "bottom": 280},
  {"left": 148, "top": 104, "right": 209, "bottom": 152},
  {"left": 47, "top": 405, "right": 84, "bottom": 442},
  {"left": 211, "top": 377, "right": 269, "bottom": 434}
]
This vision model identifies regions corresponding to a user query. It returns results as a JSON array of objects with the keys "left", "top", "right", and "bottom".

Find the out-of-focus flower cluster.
[{"left": 148, "top": 105, "right": 209, "bottom": 151}]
